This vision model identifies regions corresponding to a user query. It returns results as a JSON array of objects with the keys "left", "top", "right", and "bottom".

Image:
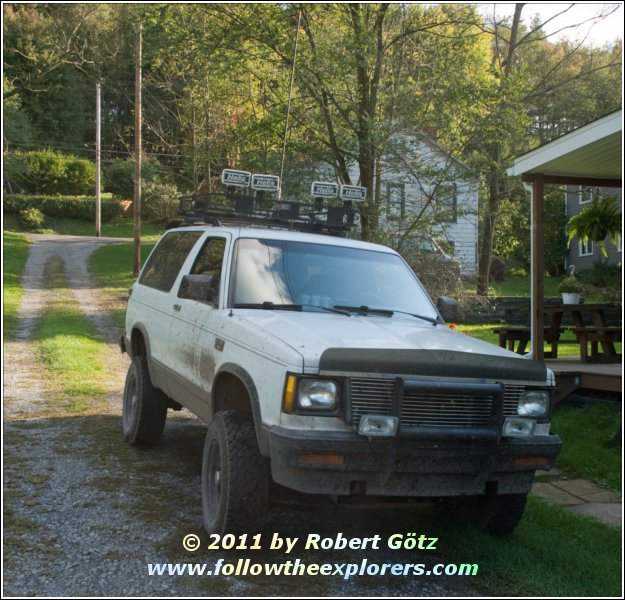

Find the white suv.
[{"left": 120, "top": 225, "right": 561, "bottom": 536}]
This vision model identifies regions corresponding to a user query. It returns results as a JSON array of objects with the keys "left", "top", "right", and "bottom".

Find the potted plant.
[{"left": 558, "top": 276, "right": 584, "bottom": 304}]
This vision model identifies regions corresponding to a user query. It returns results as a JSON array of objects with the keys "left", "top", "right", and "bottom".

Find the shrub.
[
  {"left": 577, "top": 261, "right": 622, "bottom": 289},
  {"left": 104, "top": 158, "right": 162, "bottom": 199},
  {"left": 402, "top": 249, "right": 462, "bottom": 300},
  {"left": 18, "top": 207, "right": 45, "bottom": 230},
  {"left": 5, "top": 150, "right": 95, "bottom": 195},
  {"left": 142, "top": 181, "right": 180, "bottom": 223},
  {"left": 4, "top": 194, "right": 123, "bottom": 222}
]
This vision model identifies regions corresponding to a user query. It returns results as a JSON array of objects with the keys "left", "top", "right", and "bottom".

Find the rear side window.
[{"left": 139, "top": 231, "right": 202, "bottom": 292}]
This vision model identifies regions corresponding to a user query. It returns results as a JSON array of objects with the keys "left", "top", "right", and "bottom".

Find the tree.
[{"left": 473, "top": 3, "right": 621, "bottom": 295}]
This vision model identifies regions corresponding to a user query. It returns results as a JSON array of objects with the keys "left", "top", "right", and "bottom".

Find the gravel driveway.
[{"left": 3, "top": 235, "right": 480, "bottom": 597}]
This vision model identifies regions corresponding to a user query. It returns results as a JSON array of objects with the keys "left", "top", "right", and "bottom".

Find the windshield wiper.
[
  {"left": 334, "top": 305, "right": 393, "bottom": 317},
  {"left": 334, "top": 305, "right": 438, "bottom": 325},
  {"left": 233, "top": 302, "right": 302, "bottom": 311},
  {"left": 390, "top": 309, "right": 439, "bottom": 326},
  {"left": 234, "top": 302, "right": 351, "bottom": 316},
  {"left": 301, "top": 304, "right": 352, "bottom": 316}
]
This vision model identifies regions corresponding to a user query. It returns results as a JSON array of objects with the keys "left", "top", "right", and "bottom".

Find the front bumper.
[{"left": 269, "top": 426, "right": 561, "bottom": 497}]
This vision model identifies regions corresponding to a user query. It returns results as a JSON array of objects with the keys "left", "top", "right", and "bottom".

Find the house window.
[
  {"left": 386, "top": 183, "right": 406, "bottom": 219},
  {"left": 579, "top": 239, "right": 594, "bottom": 257},
  {"left": 578, "top": 186, "right": 598, "bottom": 205},
  {"left": 438, "top": 183, "right": 458, "bottom": 223}
]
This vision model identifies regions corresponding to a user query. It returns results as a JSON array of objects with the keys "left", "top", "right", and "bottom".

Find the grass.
[
  {"left": 3, "top": 213, "right": 164, "bottom": 239},
  {"left": 462, "top": 275, "right": 564, "bottom": 297},
  {"left": 35, "top": 256, "right": 110, "bottom": 411},
  {"left": 431, "top": 495, "right": 621, "bottom": 597},
  {"left": 462, "top": 275, "right": 610, "bottom": 302},
  {"left": 3, "top": 231, "right": 29, "bottom": 340},
  {"left": 551, "top": 402, "right": 622, "bottom": 493},
  {"left": 452, "top": 323, "right": 622, "bottom": 358},
  {"left": 89, "top": 241, "right": 156, "bottom": 327}
]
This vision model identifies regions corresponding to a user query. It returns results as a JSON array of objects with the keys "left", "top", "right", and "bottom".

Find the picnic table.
[{"left": 544, "top": 303, "right": 622, "bottom": 363}]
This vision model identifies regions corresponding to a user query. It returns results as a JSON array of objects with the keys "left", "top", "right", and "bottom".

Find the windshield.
[{"left": 232, "top": 238, "right": 438, "bottom": 319}]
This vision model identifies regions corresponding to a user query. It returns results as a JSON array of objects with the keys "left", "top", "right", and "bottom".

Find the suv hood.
[{"left": 237, "top": 310, "right": 522, "bottom": 369}]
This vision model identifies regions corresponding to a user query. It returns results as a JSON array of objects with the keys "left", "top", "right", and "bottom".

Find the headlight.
[
  {"left": 298, "top": 380, "right": 338, "bottom": 410},
  {"left": 517, "top": 390, "right": 550, "bottom": 417}
]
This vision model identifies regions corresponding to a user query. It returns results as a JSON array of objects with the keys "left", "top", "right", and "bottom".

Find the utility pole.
[
  {"left": 133, "top": 27, "right": 142, "bottom": 275},
  {"left": 95, "top": 81, "right": 101, "bottom": 237}
]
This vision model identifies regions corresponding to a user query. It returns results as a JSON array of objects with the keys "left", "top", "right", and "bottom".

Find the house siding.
[
  {"left": 348, "top": 136, "right": 479, "bottom": 275},
  {"left": 565, "top": 185, "right": 622, "bottom": 271}
]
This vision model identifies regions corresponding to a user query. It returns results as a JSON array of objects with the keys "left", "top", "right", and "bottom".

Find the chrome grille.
[{"left": 349, "top": 378, "right": 525, "bottom": 428}]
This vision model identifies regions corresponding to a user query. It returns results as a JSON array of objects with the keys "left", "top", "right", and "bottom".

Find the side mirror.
[{"left": 178, "top": 274, "right": 218, "bottom": 305}]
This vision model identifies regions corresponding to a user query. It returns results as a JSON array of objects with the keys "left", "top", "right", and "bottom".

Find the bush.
[
  {"left": 5, "top": 150, "right": 95, "bottom": 195},
  {"left": 577, "top": 261, "right": 622, "bottom": 289},
  {"left": 142, "top": 181, "right": 180, "bottom": 223},
  {"left": 104, "top": 158, "right": 162, "bottom": 199},
  {"left": 18, "top": 207, "right": 45, "bottom": 230},
  {"left": 4, "top": 194, "right": 123, "bottom": 222},
  {"left": 402, "top": 250, "right": 462, "bottom": 300}
]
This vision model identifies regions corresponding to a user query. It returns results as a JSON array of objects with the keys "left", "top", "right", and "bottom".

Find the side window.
[
  {"left": 183, "top": 237, "right": 227, "bottom": 305},
  {"left": 139, "top": 231, "right": 202, "bottom": 292},
  {"left": 439, "top": 183, "right": 458, "bottom": 223}
]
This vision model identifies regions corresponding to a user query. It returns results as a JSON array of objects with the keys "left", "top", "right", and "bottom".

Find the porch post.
[{"left": 531, "top": 175, "right": 545, "bottom": 360}]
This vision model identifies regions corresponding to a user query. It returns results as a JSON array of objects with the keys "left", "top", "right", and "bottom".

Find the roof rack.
[{"left": 177, "top": 190, "right": 358, "bottom": 237}]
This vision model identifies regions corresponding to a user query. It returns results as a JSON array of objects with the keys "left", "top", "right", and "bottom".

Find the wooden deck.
[{"left": 545, "top": 357, "right": 622, "bottom": 401}]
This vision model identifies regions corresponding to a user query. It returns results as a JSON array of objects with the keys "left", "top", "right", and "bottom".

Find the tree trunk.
[{"left": 477, "top": 166, "right": 499, "bottom": 295}]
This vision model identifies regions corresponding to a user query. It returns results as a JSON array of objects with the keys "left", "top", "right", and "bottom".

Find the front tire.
[
  {"left": 202, "top": 411, "right": 269, "bottom": 534},
  {"left": 447, "top": 492, "right": 528, "bottom": 536},
  {"left": 483, "top": 493, "right": 528, "bottom": 536},
  {"left": 122, "top": 355, "right": 168, "bottom": 446}
]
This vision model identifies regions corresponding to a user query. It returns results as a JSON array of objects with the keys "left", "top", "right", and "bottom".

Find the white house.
[{"left": 344, "top": 131, "right": 479, "bottom": 275}]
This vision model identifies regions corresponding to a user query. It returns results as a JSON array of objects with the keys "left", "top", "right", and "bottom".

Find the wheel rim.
[
  {"left": 123, "top": 373, "right": 138, "bottom": 433},
  {"left": 206, "top": 439, "right": 222, "bottom": 519}
]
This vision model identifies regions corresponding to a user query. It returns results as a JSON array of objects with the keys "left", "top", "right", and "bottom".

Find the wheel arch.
[
  {"left": 129, "top": 323, "right": 151, "bottom": 358},
  {"left": 212, "top": 364, "right": 269, "bottom": 456}
]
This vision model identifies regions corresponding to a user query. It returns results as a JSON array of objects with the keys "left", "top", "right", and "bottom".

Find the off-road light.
[
  {"left": 503, "top": 417, "right": 536, "bottom": 438},
  {"left": 358, "top": 415, "right": 399, "bottom": 437}
]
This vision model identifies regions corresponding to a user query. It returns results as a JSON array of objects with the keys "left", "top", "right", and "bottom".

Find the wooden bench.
[
  {"left": 572, "top": 326, "right": 622, "bottom": 363},
  {"left": 492, "top": 326, "right": 566, "bottom": 357}
]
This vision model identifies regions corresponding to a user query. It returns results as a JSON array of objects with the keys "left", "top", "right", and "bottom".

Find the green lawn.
[
  {"left": 461, "top": 275, "right": 612, "bottom": 302},
  {"left": 432, "top": 494, "right": 620, "bottom": 597},
  {"left": 3, "top": 231, "right": 29, "bottom": 340},
  {"left": 454, "top": 323, "right": 621, "bottom": 358},
  {"left": 551, "top": 403, "right": 622, "bottom": 492},
  {"left": 3, "top": 213, "right": 164, "bottom": 240},
  {"left": 89, "top": 241, "right": 156, "bottom": 328},
  {"left": 462, "top": 275, "right": 564, "bottom": 297}
]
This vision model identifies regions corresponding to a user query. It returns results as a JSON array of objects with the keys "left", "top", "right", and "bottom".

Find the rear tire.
[
  {"left": 122, "top": 355, "right": 168, "bottom": 446},
  {"left": 202, "top": 411, "right": 269, "bottom": 534}
]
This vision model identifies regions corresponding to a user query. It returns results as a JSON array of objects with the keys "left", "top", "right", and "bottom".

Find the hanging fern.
[{"left": 567, "top": 195, "right": 622, "bottom": 257}]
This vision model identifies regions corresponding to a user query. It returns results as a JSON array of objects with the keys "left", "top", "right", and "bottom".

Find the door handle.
[{"left": 173, "top": 304, "right": 181, "bottom": 312}]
